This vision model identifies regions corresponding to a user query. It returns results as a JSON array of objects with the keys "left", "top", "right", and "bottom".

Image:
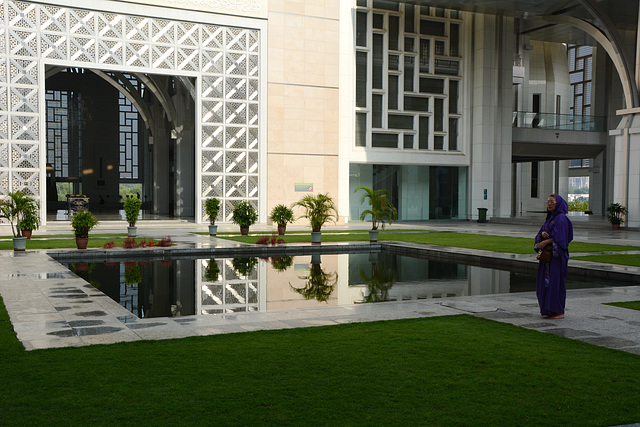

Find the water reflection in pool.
[{"left": 64, "top": 251, "right": 608, "bottom": 319}]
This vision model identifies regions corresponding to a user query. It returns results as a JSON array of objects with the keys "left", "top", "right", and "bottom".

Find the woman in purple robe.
[{"left": 534, "top": 194, "right": 573, "bottom": 319}]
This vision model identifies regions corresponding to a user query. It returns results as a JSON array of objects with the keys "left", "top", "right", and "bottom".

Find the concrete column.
[
  {"left": 612, "top": 113, "right": 640, "bottom": 227},
  {"left": 469, "top": 14, "right": 514, "bottom": 219},
  {"left": 173, "top": 84, "right": 195, "bottom": 218},
  {"left": 150, "top": 103, "right": 170, "bottom": 215}
]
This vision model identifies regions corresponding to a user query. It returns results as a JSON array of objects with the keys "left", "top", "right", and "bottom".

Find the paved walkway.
[{"left": 1, "top": 218, "right": 639, "bottom": 354}]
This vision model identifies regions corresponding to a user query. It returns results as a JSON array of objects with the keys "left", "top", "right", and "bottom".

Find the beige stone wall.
[{"left": 267, "top": 0, "right": 342, "bottom": 225}]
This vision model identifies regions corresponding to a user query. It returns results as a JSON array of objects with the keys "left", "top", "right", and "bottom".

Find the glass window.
[
  {"left": 356, "top": 113, "right": 367, "bottom": 147},
  {"left": 357, "top": 0, "right": 367, "bottom": 6},
  {"left": 388, "top": 114, "right": 413, "bottom": 129},
  {"left": 373, "top": 34, "right": 384, "bottom": 89},
  {"left": 388, "top": 75, "right": 398, "bottom": 110},
  {"left": 419, "top": 116, "right": 429, "bottom": 149},
  {"left": 449, "top": 80, "right": 459, "bottom": 114},
  {"left": 435, "top": 8, "right": 445, "bottom": 17},
  {"left": 372, "top": 94, "right": 383, "bottom": 128},
  {"left": 356, "top": 52, "right": 367, "bottom": 108},
  {"left": 434, "top": 98, "right": 444, "bottom": 131},
  {"left": 373, "top": 13, "right": 384, "bottom": 29},
  {"left": 388, "top": 54, "right": 399, "bottom": 71},
  {"left": 404, "top": 96, "right": 429, "bottom": 112},
  {"left": 404, "top": 37, "right": 415, "bottom": 52},
  {"left": 420, "top": 78, "right": 444, "bottom": 94},
  {"left": 404, "top": 56, "right": 415, "bottom": 92},
  {"left": 435, "top": 40, "right": 445, "bottom": 56},
  {"left": 434, "top": 59, "right": 459, "bottom": 75},
  {"left": 405, "top": 4, "right": 414, "bottom": 33},
  {"left": 403, "top": 134, "right": 414, "bottom": 149},
  {"left": 356, "top": 12, "right": 368, "bottom": 47},
  {"left": 372, "top": 133, "right": 398, "bottom": 147},
  {"left": 419, "top": 39, "right": 430, "bottom": 73},
  {"left": 450, "top": 24, "right": 459, "bottom": 56},
  {"left": 373, "top": 0, "right": 398, "bottom": 11},
  {"left": 434, "top": 135, "right": 444, "bottom": 150},
  {"left": 449, "top": 118, "right": 458, "bottom": 151},
  {"left": 420, "top": 20, "right": 445, "bottom": 36},
  {"left": 389, "top": 15, "right": 399, "bottom": 50}
]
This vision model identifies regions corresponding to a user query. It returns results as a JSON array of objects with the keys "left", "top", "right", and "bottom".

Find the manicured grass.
[
  {"left": 0, "top": 236, "right": 159, "bottom": 250},
  {"left": 573, "top": 254, "right": 640, "bottom": 267},
  {"left": 0, "top": 298, "right": 639, "bottom": 425},
  {"left": 605, "top": 301, "right": 640, "bottom": 311},
  {"left": 224, "top": 231, "right": 639, "bottom": 254}
]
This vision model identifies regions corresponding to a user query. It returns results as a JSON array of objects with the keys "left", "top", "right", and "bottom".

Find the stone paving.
[{"left": 1, "top": 218, "right": 639, "bottom": 353}]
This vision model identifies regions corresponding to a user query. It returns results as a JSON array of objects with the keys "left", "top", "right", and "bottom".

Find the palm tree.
[
  {"left": 355, "top": 186, "right": 398, "bottom": 230},
  {"left": 294, "top": 193, "right": 338, "bottom": 233}
]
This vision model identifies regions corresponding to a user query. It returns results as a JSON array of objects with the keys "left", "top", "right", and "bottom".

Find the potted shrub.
[
  {"left": 269, "top": 204, "right": 295, "bottom": 235},
  {"left": 0, "top": 191, "right": 37, "bottom": 251},
  {"left": 232, "top": 257, "right": 257, "bottom": 278},
  {"left": 293, "top": 193, "right": 338, "bottom": 243},
  {"left": 123, "top": 197, "right": 142, "bottom": 236},
  {"left": 204, "top": 259, "right": 220, "bottom": 282},
  {"left": 71, "top": 209, "right": 99, "bottom": 249},
  {"left": 607, "top": 203, "right": 627, "bottom": 229},
  {"left": 205, "top": 197, "right": 221, "bottom": 236},
  {"left": 232, "top": 200, "right": 257, "bottom": 235},
  {"left": 355, "top": 186, "right": 398, "bottom": 242},
  {"left": 19, "top": 201, "right": 40, "bottom": 239}
]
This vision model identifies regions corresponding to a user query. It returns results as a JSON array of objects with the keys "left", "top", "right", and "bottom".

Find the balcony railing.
[{"left": 512, "top": 112, "right": 606, "bottom": 132}]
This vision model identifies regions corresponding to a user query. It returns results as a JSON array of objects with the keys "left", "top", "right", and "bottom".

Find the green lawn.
[
  {"left": 0, "top": 298, "right": 639, "bottom": 425},
  {"left": 225, "top": 231, "right": 639, "bottom": 254},
  {"left": 605, "top": 301, "right": 640, "bottom": 311},
  {"left": 573, "top": 254, "right": 640, "bottom": 267}
]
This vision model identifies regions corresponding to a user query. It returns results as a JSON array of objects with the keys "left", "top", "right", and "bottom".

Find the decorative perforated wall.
[{"left": 0, "top": 0, "right": 261, "bottom": 222}]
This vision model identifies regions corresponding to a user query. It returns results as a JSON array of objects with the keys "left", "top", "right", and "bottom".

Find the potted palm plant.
[
  {"left": 232, "top": 200, "right": 257, "bottom": 235},
  {"left": 607, "top": 203, "right": 627, "bottom": 230},
  {"left": 355, "top": 186, "right": 398, "bottom": 242},
  {"left": 71, "top": 209, "right": 99, "bottom": 249},
  {"left": 123, "top": 197, "right": 142, "bottom": 236},
  {"left": 205, "top": 197, "right": 221, "bottom": 236},
  {"left": 0, "top": 191, "right": 37, "bottom": 251},
  {"left": 204, "top": 259, "right": 220, "bottom": 282},
  {"left": 269, "top": 204, "right": 295, "bottom": 235},
  {"left": 294, "top": 193, "right": 338, "bottom": 243},
  {"left": 19, "top": 201, "right": 40, "bottom": 239}
]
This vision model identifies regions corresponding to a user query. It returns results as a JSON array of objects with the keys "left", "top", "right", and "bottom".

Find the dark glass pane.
[
  {"left": 435, "top": 59, "right": 459, "bottom": 75},
  {"left": 373, "top": 0, "right": 399, "bottom": 11},
  {"left": 405, "top": 4, "right": 414, "bottom": 33},
  {"left": 405, "top": 37, "right": 415, "bottom": 52},
  {"left": 420, "top": 19, "right": 445, "bottom": 36},
  {"left": 449, "top": 80, "right": 459, "bottom": 114},
  {"left": 420, "top": 78, "right": 444, "bottom": 94},
  {"left": 357, "top": 0, "right": 367, "bottom": 6},
  {"left": 449, "top": 118, "right": 458, "bottom": 151},
  {"left": 450, "top": 9, "right": 460, "bottom": 19},
  {"left": 389, "top": 54, "right": 399, "bottom": 70},
  {"left": 434, "top": 98, "right": 444, "bottom": 131},
  {"left": 388, "top": 114, "right": 413, "bottom": 129},
  {"left": 450, "top": 24, "right": 459, "bottom": 56},
  {"left": 373, "top": 13, "right": 384, "bottom": 29},
  {"left": 372, "top": 133, "right": 398, "bottom": 148},
  {"left": 388, "top": 75, "right": 398, "bottom": 110},
  {"left": 356, "top": 113, "right": 367, "bottom": 147},
  {"left": 419, "top": 39, "right": 430, "bottom": 73},
  {"left": 420, "top": 6, "right": 431, "bottom": 15},
  {"left": 404, "top": 134, "right": 414, "bottom": 149},
  {"left": 356, "top": 52, "right": 367, "bottom": 108},
  {"left": 434, "top": 135, "right": 444, "bottom": 150},
  {"left": 404, "top": 96, "right": 429, "bottom": 112},
  {"left": 404, "top": 56, "right": 414, "bottom": 92},
  {"left": 435, "top": 40, "right": 445, "bottom": 56},
  {"left": 356, "top": 12, "right": 368, "bottom": 47},
  {"left": 435, "top": 8, "right": 445, "bottom": 17},
  {"left": 373, "top": 34, "right": 384, "bottom": 89},
  {"left": 389, "top": 15, "right": 399, "bottom": 50},
  {"left": 372, "top": 94, "right": 383, "bottom": 128},
  {"left": 419, "top": 116, "right": 429, "bottom": 149}
]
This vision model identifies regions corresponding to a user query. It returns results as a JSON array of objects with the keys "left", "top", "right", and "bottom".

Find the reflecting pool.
[{"left": 63, "top": 251, "right": 612, "bottom": 319}]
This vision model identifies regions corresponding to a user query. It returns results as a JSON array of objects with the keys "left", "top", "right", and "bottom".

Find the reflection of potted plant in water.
[
  {"left": 124, "top": 262, "right": 142, "bottom": 286},
  {"left": 205, "top": 197, "right": 221, "bottom": 236},
  {"left": 290, "top": 259, "right": 337, "bottom": 302},
  {"left": 270, "top": 256, "right": 294, "bottom": 272},
  {"left": 232, "top": 200, "right": 258, "bottom": 235},
  {"left": 0, "top": 191, "right": 38, "bottom": 251},
  {"left": 359, "top": 260, "right": 396, "bottom": 303},
  {"left": 355, "top": 186, "right": 398, "bottom": 243},
  {"left": 607, "top": 203, "right": 627, "bottom": 230},
  {"left": 269, "top": 204, "right": 295, "bottom": 235},
  {"left": 124, "top": 197, "right": 142, "bottom": 236},
  {"left": 71, "top": 209, "right": 99, "bottom": 249},
  {"left": 204, "top": 259, "right": 220, "bottom": 282},
  {"left": 232, "top": 257, "right": 258, "bottom": 277},
  {"left": 293, "top": 193, "right": 338, "bottom": 244}
]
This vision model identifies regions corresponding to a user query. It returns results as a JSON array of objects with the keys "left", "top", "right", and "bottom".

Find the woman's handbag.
[{"left": 536, "top": 245, "right": 553, "bottom": 262}]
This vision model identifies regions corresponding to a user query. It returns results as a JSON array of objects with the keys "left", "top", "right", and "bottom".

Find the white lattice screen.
[{"left": 0, "top": 0, "right": 260, "bottom": 222}]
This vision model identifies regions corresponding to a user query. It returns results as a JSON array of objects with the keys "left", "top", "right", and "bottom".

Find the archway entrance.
[{"left": 44, "top": 67, "right": 196, "bottom": 220}]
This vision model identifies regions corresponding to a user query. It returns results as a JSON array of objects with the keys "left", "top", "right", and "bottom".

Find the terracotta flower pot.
[{"left": 76, "top": 237, "right": 89, "bottom": 249}]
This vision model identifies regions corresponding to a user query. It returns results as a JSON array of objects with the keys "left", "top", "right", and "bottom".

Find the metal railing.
[{"left": 512, "top": 112, "right": 606, "bottom": 132}]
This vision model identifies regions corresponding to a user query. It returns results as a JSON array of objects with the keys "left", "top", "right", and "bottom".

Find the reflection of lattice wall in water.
[
  {"left": 0, "top": 1, "right": 260, "bottom": 220},
  {"left": 200, "top": 259, "right": 259, "bottom": 314}
]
